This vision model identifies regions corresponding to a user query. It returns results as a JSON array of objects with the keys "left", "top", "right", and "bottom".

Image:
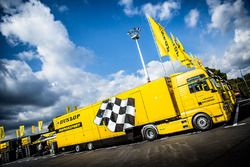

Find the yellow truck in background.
[
  {"left": 52, "top": 69, "right": 233, "bottom": 152},
  {"left": 21, "top": 137, "right": 31, "bottom": 146}
]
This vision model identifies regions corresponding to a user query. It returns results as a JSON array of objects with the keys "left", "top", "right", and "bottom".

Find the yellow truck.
[
  {"left": 21, "top": 137, "right": 31, "bottom": 146},
  {"left": 52, "top": 69, "right": 233, "bottom": 152}
]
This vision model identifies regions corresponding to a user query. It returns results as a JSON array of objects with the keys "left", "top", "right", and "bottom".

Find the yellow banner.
[
  {"left": 16, "top": 129, "right": 20, "bottom": 138},
  {"left": 32, "top": 125, "right": 35, "bottom": 134},
  {"left": 170, "top": 33, "right": 194, "bottom": 68},
  {"left": 66, "top": 106, "right": 70, "bottom": 113},
  {"left": 182, "top": 52, "right": 194, "bottom": 68},
  {"left": 38, "top": 120, "right": 43, "bottom": 132},
  {"left": 20, "top": 125, "right": 25, "bottom": 137},
  {"left": 192, "top": 55, "right": 205, "bottom": 70},
  {"left": 176, "top": 37, "right": 185, "bottom": 52},
  {"left": 198, "top": 58, "right": 205, "bottom": 70},
  {"left": 0, "top": 126, "right": 5, "bottom": 140},
  {"left": 147, "top": 16, "right": 177, "bottom": 60}
]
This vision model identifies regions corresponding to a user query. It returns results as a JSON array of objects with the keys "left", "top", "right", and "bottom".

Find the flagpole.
[
  {"left": 135, "top": 39, "right": 150, "bottom": 82},
  {"left": 146, "top": 15, "right": 175, "bottom": 74},
  {"left": 128, "top": 28, "right": 150, "bottom": 82}
]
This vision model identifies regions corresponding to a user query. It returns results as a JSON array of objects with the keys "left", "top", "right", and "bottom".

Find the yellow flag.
[
  {"left": 0, "top": 126, "right": 5, "bottom": 140},
  {"left": 175, "top": 37, "right": 192, "bottom": 67},
  {"left": 16, "top": 129, "right": 20, "bottom": 138},
  {"left": 183, "top": 52, "right": 194, "bottom": 68},
  {"left": 197, "top": 57, "right": 205, "bottom": 70},
  {"left": 192, "top": 56, "right": 205, "bottom": 70},
  {"left": 38, "top": 120, "right": 43, "bottom": 132},
  {"left": 20, "top": 125, "right": 25, "bottom": 137},
  {"left": 66, "top": 106, "right": 70, "bottom": 113},
  {"left": 176, "top": 37, "right": 185, "bottom": 52},
  {"left": 170, "top": 33, "right": 186, "bottom": 62},
  {"left": 147, "top": 16, "right": 177, "bottom": 60},
  {"left": 32, "top": 125, "right": 35, "bottom": 134},
  {"left": 74, "top": 106, "right": 78, "bottom": 111},
  {"left": 170, "top": 33, "right": 193, "bottom": 68}
]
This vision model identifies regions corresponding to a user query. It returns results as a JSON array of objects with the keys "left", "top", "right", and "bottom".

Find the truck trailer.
[{"left": 52, "top": 69, "right": 233, "bottom": 152}]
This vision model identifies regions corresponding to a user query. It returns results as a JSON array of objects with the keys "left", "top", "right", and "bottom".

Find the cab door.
[
  {"left": 192, "top": 78, "right": 218, "bottom": 107},
  {"left": 179, "top": 74, "right": 207, "bottom": 111},
  {"left": 178, "top": 84, "right": 199, "bottom": 111}
]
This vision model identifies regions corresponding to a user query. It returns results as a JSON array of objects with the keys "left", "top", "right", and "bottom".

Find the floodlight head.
[{"left": 128, "top": 27, "right": 141, "bottom": 40}]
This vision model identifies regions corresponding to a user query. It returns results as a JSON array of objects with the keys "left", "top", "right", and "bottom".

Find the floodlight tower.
[{"left": 128, "top": 28, "right": 150, "bottom": 82}]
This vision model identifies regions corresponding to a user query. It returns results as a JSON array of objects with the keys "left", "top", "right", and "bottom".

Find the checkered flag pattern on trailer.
[{"left": 94, "top": 97, "right": 135, "bottom": 132}]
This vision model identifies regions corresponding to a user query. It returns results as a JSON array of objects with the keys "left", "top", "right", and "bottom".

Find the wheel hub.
[
  {"left": 147, "top": 130, "right": 154, "bottom": 139},
  {"left": 87, "top": 143, "right": 93, "bottom": 150},
  {"left": 197, "top": 117, "right": 208, "bottom": 127}
]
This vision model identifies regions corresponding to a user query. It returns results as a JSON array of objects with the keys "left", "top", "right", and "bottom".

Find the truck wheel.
[
  {"left": 142, "top": 125, "right": 158, "bottom": 141},
  {"left": 75, "top": 145, "right": 81, "bottom": 152},
  {"left": 86, "top": 143, "right": 94, "bottom": 151},
  {"left": 192, "top": 113, "right": 213, "bottom": 131}
]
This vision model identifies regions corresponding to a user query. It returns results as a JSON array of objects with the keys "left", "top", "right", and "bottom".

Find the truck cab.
[{"left": 170, "top": 69, "right": 232, "bottom": 126}]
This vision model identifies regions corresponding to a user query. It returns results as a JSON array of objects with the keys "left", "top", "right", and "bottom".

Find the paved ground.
[{"left": 3, "top": 101, "right": 250, "bottom": 167}]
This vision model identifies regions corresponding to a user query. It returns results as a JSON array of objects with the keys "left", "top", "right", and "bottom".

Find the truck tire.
[
  {"left": 142, "top": 125, "right": 158, "bottom": 141},
  {"left": 75, "top": 145, "right": 81, "bottom": 152},
  {"left": 86, "top": 143, "right": 94, "bottom": 151},
  {"left": 192, "top": 113, "right": 213, "bottom": 131}
]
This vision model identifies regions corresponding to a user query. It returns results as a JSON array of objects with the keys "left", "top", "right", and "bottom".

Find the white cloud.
[
  {"left": 224, "top": 28, "right": 250, "bottom": 67},
  {"left": 206, "top": 0, "right": 246, "bottom": 32},
  {"left": 0, "top": 0, "right": 22, "bottom": 14},
  {"left": 118, "top": 0, "right": 139, "bottom": 16},
  {"left": 206, "top": 0, "right": 220, "bottom": 8},
  {"left": 206, "top": 0, "right": 250, "bottom": 78},
  {"left": 17, "top": 50, "right": 39, "bottom": 61},
  {"left": 142, "top": 1, "right": 180, "bottom": 21},
  {"left": 207, "top": 27, "right": 250, "bottom": 79},
  {"left": 226, "top": 67, "right": 250, "bottom": 79},
  {"left": 184, "top": 9, "right": 199, "bottom": 28},
  {"left": 57, "top": 5, "right": 68, "bottom": 13},
  {"left": 234, "top": 28, "right": 250, "bottom": 43},
  {"left": 0, "top": 0, "right": 94, "bottom": 70},
  {"left": 118, "top": 0, "right": 181, "bottom": 21},
  {"left": 0, "top": 59, "right": 58, "bottom": 106}
]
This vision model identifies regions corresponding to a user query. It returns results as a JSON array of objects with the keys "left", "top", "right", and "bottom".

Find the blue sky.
[{"left": 0, "top": 0, "right": 250, "bottom": 139}]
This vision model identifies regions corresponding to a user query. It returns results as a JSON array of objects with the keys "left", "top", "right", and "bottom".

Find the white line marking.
[
  {"left": 224, "top": 123, "right": 246, "bottom": 128},
  {"left": 106, "top": 146, "right": 118, "bottom": 150},
  {"left": 160, "top": 137, "right": 169, "bottom": 141}
]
